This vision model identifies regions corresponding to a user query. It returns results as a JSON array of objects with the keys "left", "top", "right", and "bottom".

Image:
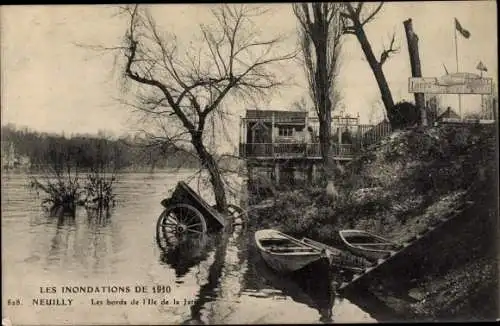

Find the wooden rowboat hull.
[
  {"left": 344, "top": 246, "right": 390, "bottom": 261},
  {"left": 255, "top": 229, "right": 325, "bottom": 274},
  {"left": 259, "top": 250, "right": 325, "bottom": 273},
  {"left": 339, "top": 229, "right": 400, "bottom": 261}
]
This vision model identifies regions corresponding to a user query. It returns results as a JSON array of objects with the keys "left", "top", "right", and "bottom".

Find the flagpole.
[
  {"left": 454, "top": 20, "right": 459, "bottom": 72},
  {"left": 480, "top": 69, "right": 484, "bottom": 117},
  {"left": 454, "top": 19, "right": 462, "bottom": 118}
]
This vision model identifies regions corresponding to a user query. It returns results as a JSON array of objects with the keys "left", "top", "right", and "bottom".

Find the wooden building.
[
  {"left": 238, "top": 110, "right": 318, "bottom": 186},
  {"left": 238, "top": 109, "right": 393, "bottom": 187},
  {"left": 239, "top": 110, "right": 321, "bottom": 160}
]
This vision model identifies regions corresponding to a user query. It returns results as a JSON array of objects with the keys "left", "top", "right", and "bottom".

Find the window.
[{"left": 278, "top": 127, "right": 293, "bottom": 137}]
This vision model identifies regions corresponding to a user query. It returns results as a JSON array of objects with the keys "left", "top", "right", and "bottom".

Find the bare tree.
[
  {"left": 290, "top": 95, "right": 310, "bottom": 112},
  {"left": 293, "top": 3, "right": 343, "bottom": 164},
  {"left": 115, "top": 5, "right": 296, "bottom": 213},
  {"left": 341, "top": 2, "right": 399, "bottom": 123}
]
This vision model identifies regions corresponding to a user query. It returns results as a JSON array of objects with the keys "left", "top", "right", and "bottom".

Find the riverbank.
[{"left": 248, "top": 123, "right": 498, "bottom": 321}]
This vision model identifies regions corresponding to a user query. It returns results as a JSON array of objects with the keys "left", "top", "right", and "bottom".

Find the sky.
[{"left": 1, "top": 2, "right": 497, "bottom": 152}]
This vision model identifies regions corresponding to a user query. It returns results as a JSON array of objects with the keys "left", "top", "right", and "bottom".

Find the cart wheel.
[
  {"left": 156, "top": 204, "right": 207, "bottom": 251},
  {"left": 227, "top": 204, "right": 245, "bottom": 220}
]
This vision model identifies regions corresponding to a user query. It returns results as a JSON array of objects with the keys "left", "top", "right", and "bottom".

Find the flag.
[
  {"left": 455, "top": 18, "right": 470, "bottom": 39},
  {"left": 476, "top": 61, "right": 488, "bottom": 72}
]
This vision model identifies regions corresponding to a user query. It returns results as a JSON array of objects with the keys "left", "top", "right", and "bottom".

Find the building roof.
[
  {"left": 245, "top": 109, "right": 307, "bottom": 119},
  {"left": 438, "top": 107, "right": 461, "bottom": 120}
]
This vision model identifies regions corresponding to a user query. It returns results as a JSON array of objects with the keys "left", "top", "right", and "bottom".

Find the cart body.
[{"left": 161, "top": 181, "right": 226, "bottom": 231}]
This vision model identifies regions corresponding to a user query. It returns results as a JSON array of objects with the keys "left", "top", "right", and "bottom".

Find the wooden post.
[
  {"left": 337, "top": 125, "right": 342, "bottom": 145},
  {"left": 239, "top": 117, "right": 242, "bottom": 149},
  {"left": 493, "top": 96, "right": 498, "bottom": 121},
  {"left": 338, "top": 119, "right": 343, "bottom": 157},
  {"left": 242, "top": 118, "right": 246, "bottom": 146},
  {"left": 404, "top": 18, "right": 427, "bottom": 126},
  {"left": 360, "top": 124, "right": 364, "bottom": 148},
  {"left": 306, "top": 163, "right": 314, "bottom": 185},
  {"left": 271, "top": 112, "right": 275, "bottom": 156},
  {"left": 239, "top": 116, "right": 244, "bottom": 158},
  {"left": 274, "top": 162, "right": 280, "bottom": 185},
  {"left": 247, "top": 164, "right": 254, "bottom": 184}
]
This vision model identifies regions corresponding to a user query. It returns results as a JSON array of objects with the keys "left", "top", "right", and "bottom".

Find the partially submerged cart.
[{"left": 156, "top": 181, "right": 244, "bottom": 250}]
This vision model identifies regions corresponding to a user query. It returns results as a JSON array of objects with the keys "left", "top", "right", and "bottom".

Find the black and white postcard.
[{"left": 1, "top": 2, "right": 498, "bottom": 324}]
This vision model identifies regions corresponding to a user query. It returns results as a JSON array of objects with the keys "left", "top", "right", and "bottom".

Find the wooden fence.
[{"left": 239, "top": 143, "right": 322, "bottom": 159}]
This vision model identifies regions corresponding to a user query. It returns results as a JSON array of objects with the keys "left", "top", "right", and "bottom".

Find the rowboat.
[
  {"left": 254, "top": 229, "right": 327, "bottom": 273},
  {"left": 338, "top": 229, "right": 402, "bottom": 261}
]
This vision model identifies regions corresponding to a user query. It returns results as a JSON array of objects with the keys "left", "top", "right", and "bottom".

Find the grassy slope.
[{"left": 251, "top": 123, "right": 498, "bottom": 321}]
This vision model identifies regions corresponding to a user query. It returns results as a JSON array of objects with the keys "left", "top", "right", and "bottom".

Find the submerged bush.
[
  {"left": 29, "top": 165, "right": 118, "bottom": 217},
  {"left": 30, "top": 167, "right": 82, "bottom": 216},
  {"left": 83, "top": 171, "right": 116, "bottom": 210}
]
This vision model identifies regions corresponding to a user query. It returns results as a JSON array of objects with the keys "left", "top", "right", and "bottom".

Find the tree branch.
[
  {"left": 379, "top": 31, "right": 399, "bottom": 65},
  {"left": 360, "top": 2, "right": 384, "bottom": 26},
  {"left": 355, "top": 2, "right": 364, "bottom": 16},
  {"left": 125, "top": 34, "right": 195, "bottom": 133}
]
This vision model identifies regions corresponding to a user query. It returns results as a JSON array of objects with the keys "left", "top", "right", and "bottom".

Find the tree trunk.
[
  {"left": 404, "top": 18, "right": 427, "bottom": 126},
  {"left": 314, "top": 36, "right": 332, "bottom": 165},
  {"left": 319, "top": 109, "right": 332, "bottom": 164},
  {"left": 354, "top": 23, "right": 395, "bottom": 121},
  {"left": 192, "top": 135, "right": 228, "bottom": 214}
]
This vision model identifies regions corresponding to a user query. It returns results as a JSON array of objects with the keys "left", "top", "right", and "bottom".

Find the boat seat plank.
[
  {"left": 352, "top": 243, "right": 395, "bottom": 246},
  {"left": 268, "top": 246, "right": 317, "bottom": 253},
  {"left": 268, "top": 246, "right": 314, "bottom": 250}
]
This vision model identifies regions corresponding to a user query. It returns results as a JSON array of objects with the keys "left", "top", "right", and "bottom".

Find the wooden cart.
[{"left": 156, "top": 181, "right": 244, "bottom": 251}]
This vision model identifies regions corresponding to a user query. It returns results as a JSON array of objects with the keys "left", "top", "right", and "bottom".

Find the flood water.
[{"left": 2, "top": 171, "right": 376, "bottom": 324}]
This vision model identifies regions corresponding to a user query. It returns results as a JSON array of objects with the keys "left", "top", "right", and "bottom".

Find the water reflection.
[
  {"left": 85, "top": 209, "right": 115, "bottom": 274},
  {"left": 159, "top": 234, "right": 213, "bottom": 278},
  {"left": 40, "top": 206, "right": 118, "bottom": 274},
  {"left": 86, "top": 206, "right": 113, "bottom": 226},
  {"left": 155, "top": 222, "right": 232, "bottom": 325},
  {"left": 294, "top": 263, "right": 335, "bottom": 323},
  {"left": 46, "top": 213, "right": 77, "bottom": 266},
  {"left": 182, "top": 229, "right": 233, "bottom": 325},
  {"left": 202, "top": 224, "right": 250, "bottom": 324}
]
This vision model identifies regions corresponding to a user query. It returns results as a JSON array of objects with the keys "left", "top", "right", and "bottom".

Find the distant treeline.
[{"left": 1, "top": 124, "right": 202, "bottom": 171}]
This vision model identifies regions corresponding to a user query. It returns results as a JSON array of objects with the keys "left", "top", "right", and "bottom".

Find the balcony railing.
[
  {"left": 331, "top": 144, "right": 357, "bottom": 157},
  {"left": 239, "top": 143, "right": 319, "bottom": 159},
  {"left": 242, "top": 117, "right": 307, "bottom": 124},
  {"left": 238, "top": 143, "right": 358, "bottom": 159}
]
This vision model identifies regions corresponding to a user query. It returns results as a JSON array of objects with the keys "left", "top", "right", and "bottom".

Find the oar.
[
  {"left": 302, "top": 238, "right": 372, "bottom": 270},
  {"left": 302, "top": 238, "right": 338, "bottom": 252},
  {"left": 352, "top": 243, "right": 396, "bottom": 246}
]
